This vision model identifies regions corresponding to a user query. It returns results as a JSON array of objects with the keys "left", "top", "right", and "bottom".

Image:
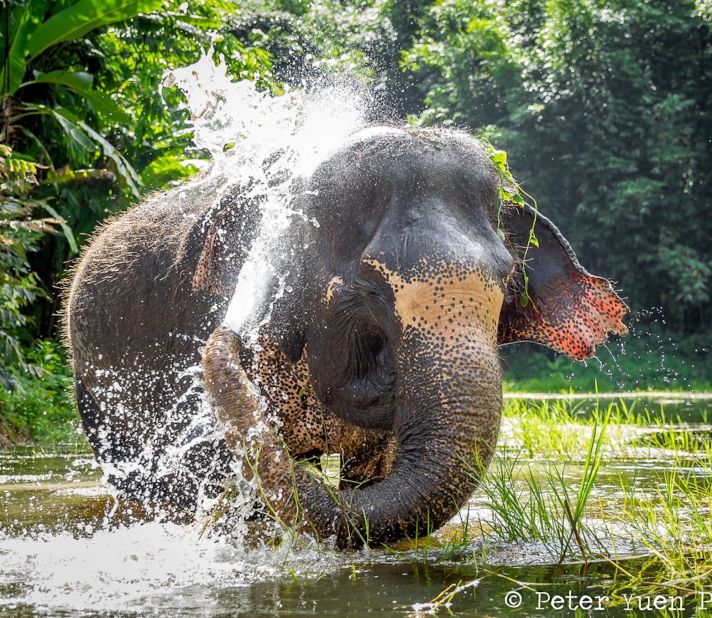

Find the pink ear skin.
[
  {"left": 498, "top": 271, "right": 628, "bottom": 361},
  {"left": 497, "top": 203, "right": 628, "bottom": 360}
]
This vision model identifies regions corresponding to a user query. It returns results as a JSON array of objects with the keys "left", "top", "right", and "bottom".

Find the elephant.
[{"left": 65, "top": 126, "right": 627, "bottom": 548}]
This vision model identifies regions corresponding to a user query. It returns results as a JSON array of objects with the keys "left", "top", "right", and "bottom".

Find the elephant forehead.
[{"left": 364, "top": 258, "right": 503, "bottom": 339}]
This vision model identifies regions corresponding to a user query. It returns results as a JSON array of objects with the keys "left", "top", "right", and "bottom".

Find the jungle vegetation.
[{"left": 0, "top": 0, "right": 710, "bottom": 442}]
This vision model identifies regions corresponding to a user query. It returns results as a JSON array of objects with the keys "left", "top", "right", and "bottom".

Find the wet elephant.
[{"left": 65, "top": 127, "right": 627, "bottom": 547}]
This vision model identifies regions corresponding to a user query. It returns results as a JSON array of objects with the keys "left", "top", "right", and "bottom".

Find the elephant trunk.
[
  {"left": 304, "top": 330, "right": 502, "bottom": 547},
  {"left": 205, "top": 300, "right": 502, "bottom": 548}
]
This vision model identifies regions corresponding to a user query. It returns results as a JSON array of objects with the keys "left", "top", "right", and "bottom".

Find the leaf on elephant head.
[{"left": 491, "top": 149, "right": 508, "bottom": 169}]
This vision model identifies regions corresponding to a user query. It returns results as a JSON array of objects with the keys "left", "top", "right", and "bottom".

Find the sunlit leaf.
[
  {"left": 40, "top": 203, "right": 78, "bottom": 254},
  {"left": 23, "top": 70, "right": 94, "bottom": 90},
  {"left": 49, "top": 107, "right": 141, "bottom": 196},
  {"left": 18, "top": 70, "right": 131, "bottom": 123},
  {"left": 26, "top": 0, "right": 165, "bottom": 62}
]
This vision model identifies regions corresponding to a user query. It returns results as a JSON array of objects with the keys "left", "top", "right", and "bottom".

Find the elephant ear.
[
  {"left": 191, "top": 188, "right": 261, "bottom": 297},
  {"left": 497, "top": 202, "right": 628, "bottom": 360},
  {"left": 193, "top": 208, "right": 238, "bottom": 296}
]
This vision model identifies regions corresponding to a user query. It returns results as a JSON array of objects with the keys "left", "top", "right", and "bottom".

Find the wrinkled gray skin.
[
  {"left": 66, "top": 173, "right": 255, "bottom": 505},
  {"left": 66, "top": 127, "right": 626, "bottom": 546}
]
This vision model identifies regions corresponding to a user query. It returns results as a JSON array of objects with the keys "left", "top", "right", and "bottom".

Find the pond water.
[{"left": 1, "top": 395, "right": 711, "bottom": 616}]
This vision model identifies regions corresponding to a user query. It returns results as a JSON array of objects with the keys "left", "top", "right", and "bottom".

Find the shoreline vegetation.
[
  {"left": 2, "top": 362, "right": 710, "bottom": 613},
  {"left": 2, "top": 394, "right": 711, "bottom": 613},
  {"left": 400, "top": 400, "right": 712, "bottom": 612}
]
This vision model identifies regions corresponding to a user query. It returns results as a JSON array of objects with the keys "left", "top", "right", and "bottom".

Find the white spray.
[{"left": 165, "top": 55, "right": 371, "bottom": 343}]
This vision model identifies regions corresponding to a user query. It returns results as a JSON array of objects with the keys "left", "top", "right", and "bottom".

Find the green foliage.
[
  {"left": 2, "top": 0, "right": 165, "bottom": 95},
  {"left": 0, "top": 0, "right": 273, "bottom": 345},
  {"left": 233, "top": 0, "right": 394, "bottom": 85},
  {"left": 401, "top": 0, "right": 712, "bottom": 336},
  {"left": 1, "top": 0, "right": 273, "bottom": 440},
  {"left": 0, "top": 144, "right": 53, "bottom": 373},
  {"left": 502, "top": 333, "right": 712, "bottom": 393},
  {"left": 0, "top": 339, "right": 78, "bottom": 445},
  {"left": 401, "top": 0, "right": 521, "bottom": 128}
]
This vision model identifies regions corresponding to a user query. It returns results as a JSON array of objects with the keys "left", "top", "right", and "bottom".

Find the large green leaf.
[
  {"left": 73, "top": 116, "right": 142, "bottom": 197},
  {"left": 26, "top": 0, "right": 165, "bottom": 62},
  {"left": 20, "top": 71, "right": 131, "bottom": 124},
  {"left": 23, "top": 70, "right": 94, "bottom": 90},
  {"left": 77, "top": 89, "right": 132, "bottom": 124},
  {"left": 0, "top": 1, "right": 47, "bottom": 96},
  {"left": 14, "top": 103, "right": 141, "bottom": 197},
  {"left": 140, "top": 153, "right": 198, "bottom": 191},
  {"left": 41, "top": 203, "right": 79, "bottom": 254},
  {"left": 50, "top": 109, "right": 97, "bottom": 151}
]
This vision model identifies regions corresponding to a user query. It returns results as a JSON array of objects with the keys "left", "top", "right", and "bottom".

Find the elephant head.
[{"left": 201, "top": 127, "right": 627, "bottom": 548}]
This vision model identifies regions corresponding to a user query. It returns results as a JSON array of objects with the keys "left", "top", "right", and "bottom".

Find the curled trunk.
[{"left": 204, "top": 325, "right": 501, "bottom": 548}]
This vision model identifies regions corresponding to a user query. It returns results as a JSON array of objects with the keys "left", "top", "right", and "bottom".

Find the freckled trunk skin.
[
  {"left": 304, "top": 331, "right": 502, "bottom": 547},
  {"left": 204, "top": 324, "right": 502, "bottom": 548}
]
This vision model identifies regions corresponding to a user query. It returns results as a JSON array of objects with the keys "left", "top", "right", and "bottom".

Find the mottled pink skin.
[{"left": 499, "top": 274, "right": 628, "bottom": 360}]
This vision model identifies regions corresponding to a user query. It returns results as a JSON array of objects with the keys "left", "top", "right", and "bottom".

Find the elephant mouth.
[{"left": 310, "top": 301, "right": 398, "bottom": 431}]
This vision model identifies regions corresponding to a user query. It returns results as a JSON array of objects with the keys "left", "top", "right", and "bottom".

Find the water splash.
[
  {"left": 0, "top": 523, "right": 345, "bottom": 614},
  {"left": 76, "top": 55, "right": 379, "bottom": 519},
  {"left": 0, "top": 58, "right": 405, "bottom": 614},
  {"left": 166, "top": 55, "right": 373, "bottom": 342}
]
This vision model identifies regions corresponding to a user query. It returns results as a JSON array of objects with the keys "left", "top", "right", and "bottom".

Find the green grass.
[
  {"left": 502, "top": 334, "right": 712, "bottom": 393},
  {"left": 498, "top": 395, "right": 712, "bottom": 460},
  {"left": 447, "top": 398, "right": 712, "bottom": 606},
  {"left": 461, "top": 409, "right": 611, "bottom": 564},
  {"left": 613, "top": 467, "right": 712, "bottom": 601},
  {"left": 0, "top": 340, "right": 81, "bottom": 445}
]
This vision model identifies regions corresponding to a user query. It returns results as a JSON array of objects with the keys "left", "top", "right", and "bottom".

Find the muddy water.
[{"left": 1, "top": 397, "right": 710, "bottom": 616}]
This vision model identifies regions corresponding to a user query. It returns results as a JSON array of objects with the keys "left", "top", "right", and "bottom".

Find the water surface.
[{"left": 1, "top": 396, "right": 711, "bottom": 616}]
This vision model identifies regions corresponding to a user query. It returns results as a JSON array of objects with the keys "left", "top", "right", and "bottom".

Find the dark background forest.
[{"left": 1, "top": 0, "right": 710, "bottom": 442}]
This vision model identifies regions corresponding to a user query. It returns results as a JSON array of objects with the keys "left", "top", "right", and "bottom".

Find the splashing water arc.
[
  {"left": 98, "top": 55, "right": 377, "bottom": 526},
  {"left": 165, "top": 55, "right": 372, "bottom": 342}
]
